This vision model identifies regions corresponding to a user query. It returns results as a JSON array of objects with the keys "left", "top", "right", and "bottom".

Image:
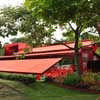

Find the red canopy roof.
[
  {"left": 32, "top": 40, "right": 92, "bottom": 53},
  {"left": 0, "top": 40, "right": 92, "bottom": 60},
  {"left": 26, "top": 49, "right": 74, "bottom": 58},
  {"left": 0, "top": 58, "right": 62, "bottom": 74}
]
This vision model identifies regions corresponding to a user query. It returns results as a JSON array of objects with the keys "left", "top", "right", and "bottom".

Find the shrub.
[
  {"left": 89, "top": 85, "right": 100, "bottom": 91},
  {"left": 0, "top": 73, "right": 35, "bottom": 84},
  {"left": 64, "top": 72, "right": 81, "bottom": 86},
  {"left": 18, "top": 53, "right": 26, "bottom": 60},
  {"left": 96, "top": 97, "right": 100, "bottom": 100},
  {"left": 0, "top": 48, "right": 4, "bottom": 56},
  {"left": 53, "top": 76, "right": 65, "bottom": 83},
  {"left": 81, "top": 72, "right": 97, "bottom": 85},
  {"left": 95, "top": 47, "right": 100, "bottom": 56},
  {"left": 24, "top": 48, "right": 32, "bottom": 53},
  {"left": 96, "top": 72, "right": 100, "bottom": 81}
]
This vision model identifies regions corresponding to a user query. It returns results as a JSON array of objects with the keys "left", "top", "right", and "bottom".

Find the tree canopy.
[
  {"left": 24, "top": 0, "right": 100, "bottom": 75},
  {"left": 25, "top": 0, "right": 100, "bottom": 29},
  {"left": 0, "top": 7, "right": 54, "bottom": 47}
]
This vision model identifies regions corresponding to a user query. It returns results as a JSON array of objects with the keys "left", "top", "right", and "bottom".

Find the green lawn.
[{"left": 0, "top": 79, "right": 99, "bottom": 100}]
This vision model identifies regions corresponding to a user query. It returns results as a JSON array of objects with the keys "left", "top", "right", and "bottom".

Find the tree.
[
  {"left": 10, "top": 37, "right": 25, "bottom": 43},
  {"left": 25, "top": 0, "right": 100, "bottom": 75},
  {"left": 0, "top": 7, "right": 54, "bottom": 47},
  {"left": 0, "top": 11, "right": 18, "bottom": 38}
]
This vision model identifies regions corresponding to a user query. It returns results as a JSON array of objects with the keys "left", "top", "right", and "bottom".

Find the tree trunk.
[{"left": 74, "top": 30, "right": 81, "bottom": 76}]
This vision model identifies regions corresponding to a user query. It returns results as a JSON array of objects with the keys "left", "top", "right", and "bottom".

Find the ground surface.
[{"left": 0, "top": 79, "right": 99, "bottom": 100}]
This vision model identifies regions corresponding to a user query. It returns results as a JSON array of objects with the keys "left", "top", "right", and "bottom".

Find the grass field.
[{"left": 0, "top": 79, "right": 99, "bottom": 100}]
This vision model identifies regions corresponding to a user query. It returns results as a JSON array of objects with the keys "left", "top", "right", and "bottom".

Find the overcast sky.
[
  {"left": 0, "top": 0, "right": 25, "bottom": 45},
  {"left": 0, "top": 0, "right": 24, "bottom": 8},
  {"left": 0, "top": 0, "right": 63, "bottom": 45}
]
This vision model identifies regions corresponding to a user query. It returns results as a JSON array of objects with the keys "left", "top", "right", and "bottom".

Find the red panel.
[
  {"left": 2, "top": 40, "right": 92, "bottom": 59},
  {"left": 32, "top": 40, "right": 92, "bottom": 53},
  {"left": 18, "top": 43, "right": 31, "bottom": 51},
  {"left": 26, "top": 50, "right": 74, "bottom": 57},
  {"left": 0, "top": 58, "right": 62, "bottom": 74},
  {"left": 32, "top": 44, "right": 69, "bottom": 53},
  {"left": 4, "top": 43, "right": 32, "bottom": 56}
]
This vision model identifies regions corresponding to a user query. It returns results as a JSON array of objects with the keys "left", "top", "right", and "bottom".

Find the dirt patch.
[
  {"left": 0, "top": 83, "right": 24, "bottom": 100},
  {"left": 0, "top": 96, "right": 23, "bottom": 100}
]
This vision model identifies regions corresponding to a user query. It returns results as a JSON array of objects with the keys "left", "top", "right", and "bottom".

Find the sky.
[
  {"left": 0, "top": 0, "right": 25, "bottom": 45},
  {"left": 0, "top": 0, "right": 25, "bottom": 8},
  {"left": 0, "top": 0, "right": 98, "bottom": 45},
  {"left": 0, "top": 0, "right": 63, "bottom": 45}
]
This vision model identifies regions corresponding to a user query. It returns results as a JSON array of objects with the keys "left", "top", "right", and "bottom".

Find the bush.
[
  {"left": 24, "top": 48, "right": 32, "bottom": 53},
  {"left": 81, "top": 72, "right": 97, "bottom": 85},
  {"left": 95, "top": 47, "right": 100, "bottom": 56},
  {"left": 64, "top": 72, "right": 81, "bottom": 86},
  {"left": 0, "top": 48, "right": 4, "bottom": 56},
  {"left": 96, "top": 72, "right": 100, "bottom": 81},
  {"left": 18, "top": 53, "right": 26, "bottom": 60},
  {"left": 53, "top": 76, "right": 65, "bottom": 83},
  {"left": 89, "top": 85, "right": 100, "bottom": 91},
  {"left": 0, "top": 73, "right": 35, "bottom": 84}
]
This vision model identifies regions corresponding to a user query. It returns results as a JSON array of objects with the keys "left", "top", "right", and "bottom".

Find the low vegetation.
[
  {"left": 0, "top": 73, "right": 35, "bottom": 84},
  {"left": 57, "top": 71, "right": 100, "bottom": 92},
  {"left": 0, "top": 79, "right": 99, "bottom": 100},
  {"left": 64, "top": 72, "right": 81, "bottom": 86}
]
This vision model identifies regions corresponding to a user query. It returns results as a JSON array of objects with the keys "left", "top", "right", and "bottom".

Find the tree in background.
[
  {"left": 25, "top": 0, "right": 100, "bottom": 75},
  {"left": 0, "top": 7, "right": 54, "bottom": 47},
  {"left": 62, "top": 26, "right": 100, "bottom": 42}
]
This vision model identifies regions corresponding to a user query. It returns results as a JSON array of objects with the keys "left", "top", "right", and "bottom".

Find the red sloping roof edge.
[{"left": 0, "top": 58, "right": 62, "bottom": 74}]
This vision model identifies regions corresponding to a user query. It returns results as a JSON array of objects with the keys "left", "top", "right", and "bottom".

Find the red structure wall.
[
  {"left": 79, "top": 46, "right": 100, "bottom": 72},
  {"left": 1, "top": 40, "right": 100, "bottom": 75},
  {"left": 4, "top": 43, "right": 31, "bottom": 56}
]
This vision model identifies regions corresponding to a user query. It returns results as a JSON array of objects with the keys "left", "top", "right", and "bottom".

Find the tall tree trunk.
[
  {"left": 68, "top": 23, "right": 81, "bottom": 76},
  {"left": 74, "top": 30, "right": 81, "bottom": 76}
]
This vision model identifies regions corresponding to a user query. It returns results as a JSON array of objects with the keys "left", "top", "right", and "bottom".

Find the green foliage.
[
  {"left": 82, "top": 72, "right": 97, "bottom": 85},
  {"left": 0, "top": 48, "right": 4, "bottom": 56},
  {"left": 95, "top": 72, "right": 100, "bottom": 81},
  {"left": 24, "top": 48, "right": 32, "bottom": 53},
  {"left": 0, "top": 80, "right": 98, "bottom": 100},
  {"left": 81, "top": 33, "right": 99, "bottom": 41},
  {"left": 0, "top": 73, "right": 35, "bottom": 83},
  {"left": 89, "top": 85, "right": 100, "bottom": 91},
  {"left": 25, "top": 0, "right": 100, "bottom": 76},
  {"left": 63, "top": 30, "right": 75, "bottom": 42},
  {"left": 78, "top": 42, "right": 83, "bottom": 48},
  {"left": 25, "top": 0, "right": 100, "bottom": 28},
  {"left": 0, "top": 7, "right": 20, "bottom": 37},
  {"left": 59, "top": 58, "right": 73, "bottom": 65},
  {"left": 24, "top": 0, "right": 100, "bottom": 41},
  {"left": 18, "top": 53, "right": 26, "bottom": 60},
  {"left": 64, "top": 72, "right": 81, "bottom": 85},
  {"left": 89, "top": 72, "right": 100, "bottom": 91},
  {"left": 10, "top": 37, "right": 27, "bottom": 43},
  {"left": 0, "top": 6, "right": 54, "bottom": 47},
  {"left": 53, "top": 76, "right": 65, "bottom": 83},
  {"left": 95, "top": 47, "right": 100, "bottom": 56}
]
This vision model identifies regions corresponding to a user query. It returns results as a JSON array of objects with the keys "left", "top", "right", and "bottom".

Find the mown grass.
[
  {"left": 23, "top": 82, "right": 100, "bottom": 100},
  {"left": 0, "top": 78, "right": 99, "bottom": 100}
]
